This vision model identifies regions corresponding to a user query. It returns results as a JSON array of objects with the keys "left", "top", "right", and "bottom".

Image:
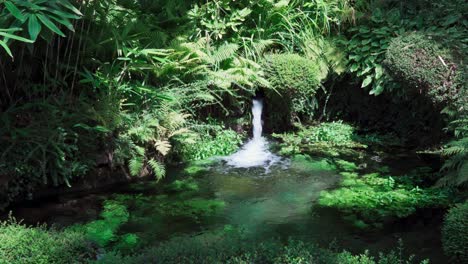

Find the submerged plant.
[{"left": 319, "top": 172, "right": 449, "bottom": 228}]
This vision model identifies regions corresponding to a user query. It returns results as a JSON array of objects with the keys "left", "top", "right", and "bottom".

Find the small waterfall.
[{"left": 225, "top": 98, "right": 280, "bottom": 169}]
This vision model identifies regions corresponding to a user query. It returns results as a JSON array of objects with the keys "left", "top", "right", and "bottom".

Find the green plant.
[
  {"left": 290, "top": 154, "right": 336, "bottom": 172},
  {"left": 172, "top": 120, "right": 243, "bottom": 161},
  {"left": 319, "top": 172, "right": 449, "bottom": 228},
  {"left": 79, "top": 200, "right": 137, "bottom": 248},
  {"left": 96, "top": 227, "right": 428, "bottom": 264},
  {"left": 442, "top": 202, "right": 468, "bottom": 263},
  {"left": 0, "top": 0, "right": 80, "bottom": 57},
  {"left": 0, "top": 217, "right": 94, "bottom": 264},
  {"left": 263, "top": 53, "right": 322, "bottom": 124},
  {"left": 346, "top": 9, "right": 404, "bottom": 95},
  {"left": 273, "top": 121, "right": 363, "bottom": 156}
]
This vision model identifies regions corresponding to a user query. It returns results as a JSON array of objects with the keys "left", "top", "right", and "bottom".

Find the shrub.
[
  {"left": 442, "top": 202, "right": 468, "bottom": 263},
  {"left": 263, "top": 54, "right": 321, "bottom": 97},
  {"left": 0, "top": 218, "right": 94, "bottom": 264},
  {"left": 384, "top": 32, "right": 464, "bottom": 105},
  {"left": 263, "top": 53, "right": 322, "bottom": 126}
]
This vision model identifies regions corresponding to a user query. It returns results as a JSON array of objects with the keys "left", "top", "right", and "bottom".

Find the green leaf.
[
  {"left": 0, "top": 32, "right": 34, "bottom": 43},
  {"left": 4, "top": 1, "right": 26, "bottom": 22},
  {"left": 49, "top": 15, "right": 74, "bottom": 31},
  {"left": 375, "top": 65, "right": 383, "bottom": 79},
  {"left": 37, "top": 13, "right": 65, "bottom": 37},
  {"left": 0, "top": 40, "right": 13, "bottom": 58},
  {"left": 28, "top": 15, "right": 42, "bottom": 41},
  {"left": 58, "top": 0, "right": 83, "bottom": 16},
  {"left": 349, "top": 63, "right": 359, "bottom": 72},
  {"left": 361, "top": 75, "right": 373, "bottom": 88},
  {"left": 370, "top": 84, "right": 384, "bottom": 95}
]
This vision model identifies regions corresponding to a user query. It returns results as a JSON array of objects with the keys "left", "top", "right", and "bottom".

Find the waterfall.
[
  {"left": 252, "top": 99, "right": 263, "bottom": 140},
  {"left": 225, "top": 98, "right": 280, "bottom": 169}
]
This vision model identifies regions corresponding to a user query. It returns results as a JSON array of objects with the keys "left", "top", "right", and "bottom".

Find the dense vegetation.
[{"left": 0, "top": 0, "right": 466, "bottom": 263}]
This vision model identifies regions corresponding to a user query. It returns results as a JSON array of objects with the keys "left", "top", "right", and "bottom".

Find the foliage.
[
  {"left": 384, "top": 32, "right": 464, "bottom": 105},
  {"left": 97, "top": 227, "right": 427, "bottom": 264},
  {"left": 0, "top": 98, "right": 101, "bottom": 209},
  {"left": 172, "top": 120, "right": 243, "bottom": 161},
  {"left": 442, "top": 202, "right": 468, "bottom": 263},
  {"left": 439, "top": 115, "right": 468, "bottom": 187},
  {"left": 166, "top": 178, "right": 200, "bottom": 193},
  {"left": 273, "top": 121, "right": 363, "bottom": 156},
  {"left": 346, "top": 8, "right": 404, "bottom": 95},
  {"left": 0, "top": 0, "right": 80, "bottom": 57},
  {"left": 81, "top": 201, "right": 132, "bottom": 247},
  {"left": 319, "top": 172, "right": 449, "bottom": 228},
  {"left": 0, "top": 217, "right": 94, "bottom": 264}
]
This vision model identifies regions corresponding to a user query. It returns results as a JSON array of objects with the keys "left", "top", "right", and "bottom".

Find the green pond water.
[{"left": 6, "top": 152, "right": 446, "bottom": 263}]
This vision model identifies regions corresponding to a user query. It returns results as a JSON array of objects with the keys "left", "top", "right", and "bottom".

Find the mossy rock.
[
  {"left": 262, "top": 53, "right": 322, "bottom": 129},
  {"left": 335, "top": 160, "right": 359, "bottom": 172},
  {"left": 384, "top": 32, "right": 465, "bottom": 105},
  {"left": 290, "top": 155, "right": 336, "bottom": 173},
  {"left": 158, "top": 198, "right": 226, "bottom": 220},
  {"left": 165, "top": 178, "right": 199, "bottom": 193}
]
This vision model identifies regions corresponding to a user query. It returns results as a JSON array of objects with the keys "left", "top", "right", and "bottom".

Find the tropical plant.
[{"left": 0, "top": 0, "right": 81, "bottom": 57}]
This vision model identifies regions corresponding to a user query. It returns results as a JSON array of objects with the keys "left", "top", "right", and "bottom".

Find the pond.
[{"left": 5, "top": 150, "right": 446, "bottom": 263}]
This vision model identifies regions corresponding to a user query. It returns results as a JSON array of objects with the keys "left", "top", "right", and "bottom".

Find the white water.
[{"left": 225, "top": 99, "right": 281, "bottom": 169}]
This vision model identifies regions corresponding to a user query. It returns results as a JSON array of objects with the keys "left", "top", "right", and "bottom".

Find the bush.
[
  {"left": 0, "top": 218, "right": 95, "bottom": 264},
  {"left": 263, "top": 54, "right": 321, "bottom": 96},
  {"left": 263, "top": 53, "right": 322, "bottom": 127},
  {"left": 442, "top": 202, "right": 468, "bottom": 263},
  {"left": 384, "top": 32, "right": 464, "bottom": 105}
]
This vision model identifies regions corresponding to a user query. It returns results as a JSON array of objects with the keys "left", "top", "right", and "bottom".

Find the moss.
[
  {"left": 166, "top": 178, "right": 199, "bottom": 193},
  {"left": 158, "top": 198, "right": 226, "bottom": 219},
  {"left": 183, "top": 159, "right": 216, "bottom": 176},
  {"left": 290, "top": 154, "right": 336, "bottom": 173},
  {"left": 263, "top": 53, "right": 322, "bottom": 128},
  {"left": 335, "top": 160, "right": 359, "bottom": 172},
  {"left": 184, "top": 165, "right": 208, "bottom": 177},
  {"left": 319, "top": 172, "right": 449, "bottom": 227},
  {"left": 384, "top": 32, "right": 464, "bottom": 105}
]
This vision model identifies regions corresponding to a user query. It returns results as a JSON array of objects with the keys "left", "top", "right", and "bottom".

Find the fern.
[
  {"left": 148, "top": 159, "right": 166, "bottom": 181},
  {"left": 129, "top": 156, "right": 144, "bottom": 177},
  {"left": 439, "top": 115, "right": 468, "bottom": 186}
]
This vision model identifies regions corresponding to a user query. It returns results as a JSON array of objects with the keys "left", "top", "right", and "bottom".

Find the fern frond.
[
  {"left": 129, "top": 156, "right": 144, "bottom": 177},
  {"left": 211, "top": 43, "right": 239, "bottom": 65},
  {"left": 154, "top": 140, "right": 171, "bottom": 156},
  {"left": 148, "top": 159, "right": 166, "bottom": 181}
]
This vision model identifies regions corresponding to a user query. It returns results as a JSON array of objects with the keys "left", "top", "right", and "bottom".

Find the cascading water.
[{"left": 225, "top": 98, "right": 281, "bottom": 169}]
